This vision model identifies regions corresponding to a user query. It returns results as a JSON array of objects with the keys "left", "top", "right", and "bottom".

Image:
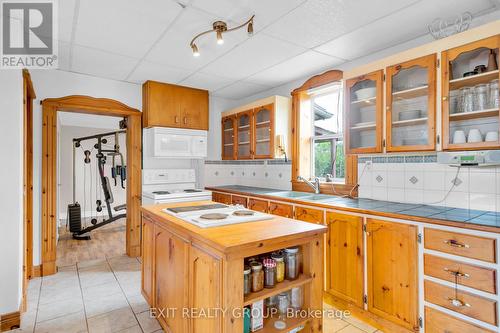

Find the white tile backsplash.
[{"left": 358, "top": 156, "right": 499, "bottom": 212}]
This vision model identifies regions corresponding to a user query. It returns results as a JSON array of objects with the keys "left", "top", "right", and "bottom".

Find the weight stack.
[{"left": 67, "top": 203, "right": 82, "bottom": 233}]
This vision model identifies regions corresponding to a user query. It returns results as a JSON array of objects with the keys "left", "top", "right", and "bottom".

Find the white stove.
[
  {"left": 142, "top": 169, "right": 212, "bottom": 205},
  {"left": 162, "top": 204, "right": 274, "bottom": 228}
]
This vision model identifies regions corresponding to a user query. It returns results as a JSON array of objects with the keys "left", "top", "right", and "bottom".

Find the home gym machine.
[{"left": 67, "top": 130, "right": 127, "bottom": 240}]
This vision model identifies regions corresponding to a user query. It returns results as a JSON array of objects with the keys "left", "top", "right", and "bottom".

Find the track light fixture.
[{"left": 190, "top": 15, "right": 255, "bottom": 57}]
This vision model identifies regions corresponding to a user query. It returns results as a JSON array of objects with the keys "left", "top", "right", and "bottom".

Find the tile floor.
[{"left": 8, "top": 255, "right": 381, "bottom": 333}]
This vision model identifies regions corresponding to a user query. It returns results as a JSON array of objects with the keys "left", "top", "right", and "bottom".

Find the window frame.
[{"left": 291, "top": 70, "right": 358, "bottom": 196}]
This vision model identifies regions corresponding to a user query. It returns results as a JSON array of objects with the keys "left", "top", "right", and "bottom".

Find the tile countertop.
[{"left": 206, "top": 185, "right": 500, "bottom": 232}]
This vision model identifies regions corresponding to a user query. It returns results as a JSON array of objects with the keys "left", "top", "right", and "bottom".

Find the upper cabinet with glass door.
[
  {"left": 253, "top": 104, "right": 274, "bottom": 159},
  {"left": 345, "top": 70, "right": 384, "bottom": 154},
  {"left": 236, "top": 110, "right": 253, "bottom": 159},
  {"left": 221, "top": 115, "right": 236, "bottom": 160},
  {"left": 442, "top": 35, "right": 500, "bottom": 150},
  {"left": 386, "top": 54, "right": 436, "bottom": 152}
]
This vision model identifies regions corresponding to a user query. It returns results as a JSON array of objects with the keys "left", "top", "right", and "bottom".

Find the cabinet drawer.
[
  {"left": 248, "top": 198, "right": 268, "bottom": 213},
  {"left": 294, "top": 206, "right": 324, "bottom": 224},
  {"left": 268, "top": 201, "right": 293, "bottom": 218},
  {"left": 424, "top": 280, "right": 498, "bottom": 325},
  {"left": 425, "top": 307, "right": 494, "bottom": 333},
  {"left": 424, "top": 228, "right": 497, "bottom": 263},
  {"left": 424, "top": 254, "right": 497, "bottom": 294},
  {"left": 212, "top": 192, "right": 231, "bottom": 205},
  {"left": 231, "top": 195, "right": 247, "bottom": 207}
]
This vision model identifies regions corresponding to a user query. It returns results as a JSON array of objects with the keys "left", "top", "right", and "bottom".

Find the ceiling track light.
[{"left": 190, "top": 15, "right": 255, "bottom": 57}]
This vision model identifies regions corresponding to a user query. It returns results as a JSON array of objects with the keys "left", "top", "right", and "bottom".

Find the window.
[{"left": 310, "top": 84, "right": 344, "bottom": 182}]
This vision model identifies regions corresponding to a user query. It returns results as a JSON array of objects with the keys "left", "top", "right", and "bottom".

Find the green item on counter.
[{"left": 243, "top": 307, "right": 251, "bottom": 333}]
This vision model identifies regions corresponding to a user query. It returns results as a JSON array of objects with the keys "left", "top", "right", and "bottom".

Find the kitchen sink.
[
  {"left": 302, "top": 194, "right": 336, "bottom": 201},
  {"left": 271, "top": 191, "right": 312, "bottom": 198}
]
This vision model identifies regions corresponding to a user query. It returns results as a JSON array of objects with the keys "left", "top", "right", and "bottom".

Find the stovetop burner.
[
  {"left": 152, "top": 191, "right": 170, "bottom": 195},
  {"left": 184, "top": 189, "right": 202, "bottom": 193}
]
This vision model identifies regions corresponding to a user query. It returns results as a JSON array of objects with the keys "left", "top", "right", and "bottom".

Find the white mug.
[
  {"left": 467, "top": 129, "right": 483, "bottom": 143},
  {"left": 485, "top": 131, "right": 499, "bottom": 142},
  {"left": 452, "top": 130, "right": 466, "bottom": 144}
]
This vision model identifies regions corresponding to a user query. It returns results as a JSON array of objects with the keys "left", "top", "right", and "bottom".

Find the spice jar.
[
  {"left": 244, "top": 266, "right": 252, "bottom": 296},
  {"left": 272, "top": 252, "right": 285, "bottom": 283},
  {"left": 263, "top": 259, "right": 277, "bottom": 288},
  {"left": 290, "top": 287, "right": 303, "bottom": 310},
  {"left": 284, "top": 247, "right": 300, "bottom": 280},
  {"left": 277, "top": 293, "right": 290, "bottom": 317},
  {"left": 251, "top": 262, "right": 264, "bottom": 292}
]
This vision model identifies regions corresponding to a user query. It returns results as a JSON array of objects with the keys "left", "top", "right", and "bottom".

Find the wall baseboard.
[{"left": 0, "top": 310, "right": 20, "bottom": 332}]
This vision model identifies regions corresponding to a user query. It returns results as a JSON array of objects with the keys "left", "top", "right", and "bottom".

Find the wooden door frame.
[
  {"left": 22, "top": 69, "right": 35, "bottom": 311},
  {"left": 41, "top": 95, "right": 142, "bottom": 276}
]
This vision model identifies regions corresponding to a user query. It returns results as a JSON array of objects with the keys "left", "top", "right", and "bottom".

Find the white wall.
[
  {"left": 207, "top": 95, "right": 239, "bottom": 160},
  {"left": 58, "top": 125, "right": 127, "bottom": 222},
  {"left": 30, "top": 69, "right": 142, "bottom": 266},
  {"left": 0, "top": 70, "right": 24, "bottom": 314}
]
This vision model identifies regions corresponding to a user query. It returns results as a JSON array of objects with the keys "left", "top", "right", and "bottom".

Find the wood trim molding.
[
  {"left": 292, "top": 70, "right": 343, "bottom": 94},
  {"left": 32, "top": 265, "right": 41, "bottom": 278},
  {"left": 41, "top": 95, "right": 142, "bottom": 276},
  {"left": 0, "top": 311, "right": 20, "bottom": 332}
]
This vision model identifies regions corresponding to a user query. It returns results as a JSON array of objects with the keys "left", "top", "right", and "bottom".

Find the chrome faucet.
[{"left": 297, "top": 176, "right": 320, "bottom": 194}]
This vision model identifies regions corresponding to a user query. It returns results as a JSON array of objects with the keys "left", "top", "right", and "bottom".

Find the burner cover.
[
  {"left": 199, "top": 213, "right": 228, "bottom": 220},
  {"left": 233, "top": 210, "right": 255, "bottom": 216},
  {"left": 184, "top": 189, "right": 202, "bottom": 193},
  {"left": 152, "top": 191, "right": 170, "bottom": 195}
]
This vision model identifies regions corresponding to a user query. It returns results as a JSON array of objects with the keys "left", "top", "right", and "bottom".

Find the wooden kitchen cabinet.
[
  {"left": 231, "top": 195, "right": 247, "bottom": 207},
  {"left": 221, "top": 116, "right": 236, "bottom": 160},
  {"left": 326, "top": 212, "right": 364, "bottom": 307},
  {"left": 386, "top": 54, "right": 437, "bottom": 152},
  {"left": 154, "top": 225, "right": 190, "bottom": 332},
  {"left": 212, "top": 192, "right": 231, "bottom": 205},
  {"left": 190, "top": 245, "right": 222, "bottom": 333},
  {"left": 268, "top": 201, "right": 293, "bottom": 218},
  {"left": 294, "top": 206, "right": 324, "bottom": 224},
  {"left": 142, "top": 80, "right": 209, "bottom": 130},
  {"left": 441, "top": 35, "right": 500, "bottom": 151},
  {"left": 248, "top": 198, "right": 268, "bottom": 212},
  {"left": 236, "top": 110, "right": 253, "bottom": 159},
  {"left": 345, "top": 70, "right": 384, "bottom": 154},
  {"left": 366, "top": 219, "right": 418, "bottom": 331},
  {"left": 141, "top": 217, "right": 154, "bottom": 305},
  {"left": 253, "top": 104, "right": 274, "bottom": 159}
]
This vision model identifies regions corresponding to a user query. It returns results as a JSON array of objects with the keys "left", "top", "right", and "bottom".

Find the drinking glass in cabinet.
[
  {"left": 349, "top": 79, "right": 377, "bottom": 150},
  {"left": 238, "top": 113, "right": 251, "bottom": 158},
  {"left": 489, "top": 79, "right": 499, "bottom": 109}
]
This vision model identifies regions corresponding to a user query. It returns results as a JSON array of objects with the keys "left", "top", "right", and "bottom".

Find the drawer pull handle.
[
  {"left": 444, "top": 267, "right": 470, "bottom": 278},
  {"left": 448, "top": 298, "right": 471, "bottom": 308},
  {"left": 444, "top": 239, "right": 470, "bottom": 248}
]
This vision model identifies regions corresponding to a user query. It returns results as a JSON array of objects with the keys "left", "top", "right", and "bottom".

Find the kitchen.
[{"left": 1, "top": 1, "right": 500, "bottom": 333}]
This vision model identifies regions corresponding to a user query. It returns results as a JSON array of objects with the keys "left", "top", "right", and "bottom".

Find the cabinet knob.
[
  {"left": 442, "top": 96, "right": 448, "bottom": 101},
  {"left": 174, "top": 116, "right": 179, "bottom": 123},
  {"left": 444, "top": 267, "right": 470, "bottom": 279},
  {"left": 448, "top": 298, "right": 470, "bottom": 308},
  {"left": 183, "top": 117, "right": 187, "bottom": 125}
]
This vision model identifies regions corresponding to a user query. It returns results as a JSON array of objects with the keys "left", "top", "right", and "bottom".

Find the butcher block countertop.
[
  {"left": 141, "top": 200, "right": 327, "bottom": 256},
  {"left": 207, "top": 185, "right": 500, "bottom": 233}
]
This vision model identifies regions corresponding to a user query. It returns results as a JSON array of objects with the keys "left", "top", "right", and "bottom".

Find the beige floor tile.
[
  {"left": 338, "top": 325, "right": 367, "bottom": 333},
  {"left": 343, "top": 315, "right": 377, "bottom": 333},
  {"left": 107, "top": 255, "right": 139, "bottom": 268},
  {"left": 85, "top": 292, "right": 130, "bottom": 318},
  {"left": 27, "top": 278, "right": 42, "bottom": 292},
  {"left": 323, "top": 317, "right": 349, "bottom": 332},
  {"left": 82, "top": 281, "right": 123, "bottom": 302},
  {"left": 38, "top": 285, "right": 82, "bottom": 305},
  {"left": 36, "top": 297, "right": 84, "bottom": 322},
  {"left": 77, "top": 258, "right": 109, "bottom": 270},
  {"left": 126, "top": 294, "right": 150, "bottom": 314},
  {"left": 58, "top": 264, "right": 78, "bottom": 272},
  {"left": 136, "top": 310, "right": 161, "bottom": 333},
  {"left": 18, "top": 310, "right": 37, "bottom": 332},
  {"left": 79, "top": 271, "right": 117, "bottom": 289},
  {"left": 87, "top": 307, "right": 138, "bottom": 333},
  {"left": 118, "top": 280, "right": 142, "bottom": 298},
  {"left": 34, "top": 311, "right": 87, "bottom": 333},
  {"left": 116, "top": 326, "right": 142, "bottom": 333}
]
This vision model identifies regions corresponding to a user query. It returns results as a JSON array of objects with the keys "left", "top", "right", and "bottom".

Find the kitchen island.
[{"left": 141, "top": 201, "right": 327, "bottom": 333}]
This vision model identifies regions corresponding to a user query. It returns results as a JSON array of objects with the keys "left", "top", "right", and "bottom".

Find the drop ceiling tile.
[
  {"left": 263, "top": 0, "right": 420, "bottom": 49},
  {"left": 179, "top": 72, "right": 234, "bottom": 91},
  {"left": 213, "top": 80, "right": 270, "bottom": 99},
  {"left": 57, "top": 41, "right": 71, "bottom": 71},
  {"left": 188, "top": 0, "right": 306, "bottom": 31},
  {"left": 58, "top": 0, "right": 76, "bottom": 42},
  {"left": 315, "top": 0, "right": 496, "bottom": 60},
  {"left": 146, "top": 7, "right": 249, "bottom": 71},
  {"left": 247, "top": 51, "right": 345, "bottom": 86},
  {"left": 202, "top": 33, "right": 306, "bottom": 80},
  {"left": 127, "top": 60, "right": 192, "bottom": 85},
  {"left": 75, "top": 0, "right": 183, "bottom": 58},
  {"left": 71, "top": 45, "right": 139, "bottom": 81}
]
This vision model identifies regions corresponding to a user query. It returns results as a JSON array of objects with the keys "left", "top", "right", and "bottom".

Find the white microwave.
[{"left": 146, "top": 127, "right": 207, "bottom": 158}]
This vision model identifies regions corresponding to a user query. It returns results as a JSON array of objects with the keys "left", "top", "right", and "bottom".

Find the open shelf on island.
[
  {"left": 351, "top": 96, "right": 376, "bottom": 106},
  {"left": 392, "top": 117, "right": 428, "bottom": 127},
  {"left": 243, "top": 274, "right": 313, "bottom": 307},
  {"left": 392, "top": 85, "right": 428, "bottom": 100},
  {"left": 449, "top": 108, "right": 499, "bottom": 121},
  {"left": 449, "top": 70, "right": 499, "bottom": 90},
  {"left": 262, "top": 316, "right": 310, "bottom": 333}
]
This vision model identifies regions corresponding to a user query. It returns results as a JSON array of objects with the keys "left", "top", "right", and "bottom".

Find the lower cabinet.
[
  {"left": 212, "top": 192, "right": 231, "bottom": 204},
  {"left": 294, "top": 206, "right": 324, "bottom": 223},
  {"left": 326, "top": 212, "right": 364, "bottom": 307},
  {"left": 268, "top": 201, "right": 293, "bottom": 218},
  {"left": 231, "top": 195, "right": 247, "bottom": 207},
  {"left": 190, "top": 245, "right": 222, "bottom": 333},
  {"left": 366, "top": 219, "right": 419, "bottom": 331},
  {"left": 425, "top": 307, "right": 495, "bottom": 333},
  {"left": 141, "top": 217, "right": 154, "bottom": 304},
  {"left": 247, "top": 198, "right": 268, "bottom": 212},
  {"left": 154, "top": 226, "right": 190, "bottom": 333}
]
